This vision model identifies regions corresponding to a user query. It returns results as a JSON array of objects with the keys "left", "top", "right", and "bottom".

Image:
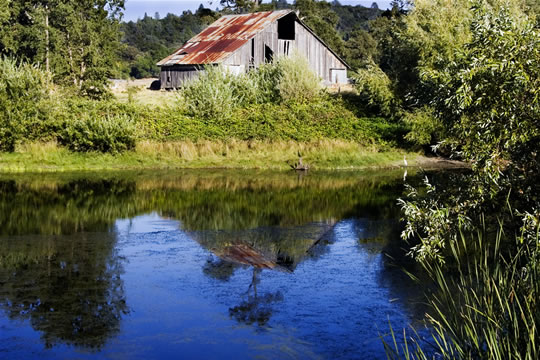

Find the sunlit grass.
[{"left": 0, "top": 140, "right": 419, "bottom": 172}]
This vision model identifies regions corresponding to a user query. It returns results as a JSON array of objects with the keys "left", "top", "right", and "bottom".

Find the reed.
[{"left": 383, "top": 223, "right": 539, "bottom": 359}]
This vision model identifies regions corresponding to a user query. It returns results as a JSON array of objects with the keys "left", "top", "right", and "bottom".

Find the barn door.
[{"left": 330, "top": 69, "right": 347, "bottom": 84}]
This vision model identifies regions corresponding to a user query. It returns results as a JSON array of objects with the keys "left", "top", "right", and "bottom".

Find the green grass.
[{"left": 0, "top": 140, "right": 419, "bottom": 172}]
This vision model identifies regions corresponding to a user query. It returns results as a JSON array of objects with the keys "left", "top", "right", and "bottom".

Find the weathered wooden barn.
[{"left": 157, "top": 10, "right": 349, "bottom": 89}]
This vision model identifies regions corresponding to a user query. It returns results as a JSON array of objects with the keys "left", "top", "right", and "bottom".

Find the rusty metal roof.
[{"left": 157, "top": 10, "right": 292, "bottom": 66}]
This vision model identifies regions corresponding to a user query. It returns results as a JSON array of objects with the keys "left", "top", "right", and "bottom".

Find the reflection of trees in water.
[
  {"left": 0, "top": 171, "right": 403, "bottom": 236},
  {"left": 0, "top": 232, "right": 128, "bottom": 349},
  {"left": 0, "top": 170, "right": 407, "bottom": 336},
  {"left": 354, "top": 218, "right": 428, "bottom": 322},
  {"left": 194, "top": 223, "right": 336, "bottom": 326},
  {"left": 0, "top": 179, "right": 137, "bottom": 236}
]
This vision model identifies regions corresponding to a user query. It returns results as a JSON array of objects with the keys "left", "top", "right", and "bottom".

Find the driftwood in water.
[{"left": 289, "top": 152, "right": 309, "bottom": 171}]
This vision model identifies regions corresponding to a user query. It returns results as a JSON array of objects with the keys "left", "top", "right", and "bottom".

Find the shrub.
[
  {"left": 275, "top": 52, "right": 322, "bottom": 104},
  {"left": 384, "top": 226, "right": 539, "bottom": 360},
  {"left": 250, "top": 62, "right": 281, "bottom": 103},
  {"left": 180, "top": 53, "right": 323, "bottom": 121},
  {"left": 59, "top": 114, "right": 136, "bottom": 153},
  {"left": 351, "top": 61, "right": 395, "bottom": 116},
  {"left": 0, "top": 57, "right": 50, "bottom": 151},
  {"left": 403, "top": 106, "right": 443, "bottom": 147},
  {"left": 180, "top": 65, "right": 247, "bottom": 121}
]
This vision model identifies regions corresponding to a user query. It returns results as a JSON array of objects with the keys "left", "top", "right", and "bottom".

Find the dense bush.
[
  {"left": 0, "top": 57, "right": 50, "bottom": 151},
  {"left": 180, "top": 65, "right": 244, "bottom": 120},
  {"left": 276, "top": 53, "right": 322, "bottom": 104},
  {"left": 402, "top": 106, "right": 443, "bottom": 147},
  {"left": 351, "top": 61, "right": 395, "bottom": 116},
  {"left": 58, "top": 113, "right": 136, "bottom": 153},
  {"left": 180, "top": 53, "right": 323, "bottom": 121}
]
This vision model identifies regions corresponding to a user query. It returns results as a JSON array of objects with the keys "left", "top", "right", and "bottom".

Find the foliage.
[
  {"left": 343, "top": 29, "right": 378, "bottom": 70},
  {"left": 367, "top": 6, "right": 420, "bottom": 105},
  {"left": 276, "top": 52, "right": 322, "bottom": 104},
  {"left": 331, "top": 2, "right": 381, "bottom": 34},
  {"left": 58, "top": 113, "right": 136, "bottom": 153},
  {"left": 351, "top": 61, "right": 395, "bottom": 116},
  {"left": 293, "top": 0, "right": 347, "bottom": 59},
  {"left": 180, "top": 54, "right": 322, "bottom": 121},
  {"left": 180, "top": 65, "right": 253, "bottom": 121},
  {"left": 0, "top": 57, "right": 50, "bottom": 151},
  {"left": 0, "top": 0, "right": 125, "bottom": 95},
  {"left": 400, "top": 3, "right": 540, "bottom": 260},
  {"left": 402, "top": 107, "right": 443, "bottom": 147}
]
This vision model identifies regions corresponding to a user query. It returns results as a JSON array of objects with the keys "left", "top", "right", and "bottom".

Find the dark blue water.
[{"left": 0, "top": 170, "right": 426, "bottom": 359}]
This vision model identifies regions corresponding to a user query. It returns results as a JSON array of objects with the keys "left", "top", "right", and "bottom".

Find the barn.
[{"left": 157, "top": 10, "right": 349, "bottom": 89}]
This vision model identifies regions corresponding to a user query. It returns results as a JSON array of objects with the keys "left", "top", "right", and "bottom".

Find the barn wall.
[
  {"left": 160, "top": 65, "right": 201, "bottom": 89},
  {"left": 225, "top": 19, "right": 347, "bottom": 84},
  {"left": 293, "top": 22, "right": 346, "bottom": 83}
]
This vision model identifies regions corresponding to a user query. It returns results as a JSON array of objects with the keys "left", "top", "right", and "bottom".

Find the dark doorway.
[
  {"left": 277, "top": 13, "right": 295, "bottom": 40},
  {"left": 264, "top": 45, "right": 274, "bottom": 63}
]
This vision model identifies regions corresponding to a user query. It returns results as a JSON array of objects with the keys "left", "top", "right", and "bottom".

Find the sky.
[{"left": 123, "top": 0, "right": 394, "bottom": 22}]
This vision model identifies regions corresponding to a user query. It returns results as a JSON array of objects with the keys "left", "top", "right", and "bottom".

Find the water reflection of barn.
[
  {"left": 157, "top": 10, "right": 349, "bottom": 89},
  {"left": 190, "top": 220, "right": 336, "bottom": 275}
]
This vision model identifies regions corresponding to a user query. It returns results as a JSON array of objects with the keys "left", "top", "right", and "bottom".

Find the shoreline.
[{"left": 0, "top": 140, "right": 467, "bottom": 173}]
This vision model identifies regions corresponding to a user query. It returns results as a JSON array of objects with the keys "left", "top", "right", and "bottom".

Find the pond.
[{"left": 0, "top": 170, "right": 429, "bottom": 359}]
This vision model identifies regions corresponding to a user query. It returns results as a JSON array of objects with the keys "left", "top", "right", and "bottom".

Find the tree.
[
  {"left": 0, "top": 0, "right": 125, "bottom": 96},
  {"left": 293, "top": 0, "right": 346, "bottom": 58},
  {"left": 401, "top": 3, "right": 540, "bottom": 262},
  {"left": 219, "top": 0, "right": 262, "bottom": 13},
  {"left": 343, "top": 29, "right": 378, "bottom": 70}
]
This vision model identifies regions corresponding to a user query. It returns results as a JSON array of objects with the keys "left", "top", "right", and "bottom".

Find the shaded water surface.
[{"left": 0, "top": 170, "right": 426, "bottom": 359}]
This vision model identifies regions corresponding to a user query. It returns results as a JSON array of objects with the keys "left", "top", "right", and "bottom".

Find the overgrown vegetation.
[
  {"left": 0, "top": 57, "right": 50, "bottom": 151},
  {"left": 0, "top": 53, "right": 403, "bottom": 160},
  {"left": 386, "top": 1, "right": 540, "bottom": 358},
  {"left": 384, "top": 225, "right": 539, "bottom": 359}
]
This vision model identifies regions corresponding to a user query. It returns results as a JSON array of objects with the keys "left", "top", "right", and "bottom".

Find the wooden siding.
[
  {"left": 159, "top": 65, "right": 200, "bottom": 89},
  {"left": 293, "top": 22, "right": 346, "bottom": 82}
]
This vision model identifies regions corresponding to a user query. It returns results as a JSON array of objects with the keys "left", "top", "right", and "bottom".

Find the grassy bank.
[
  {"left": 1, "top": 56, "right": 416, "bottom": 173},
  {"left": 0, "top": 140, "right": 417, "bottom": 172}
]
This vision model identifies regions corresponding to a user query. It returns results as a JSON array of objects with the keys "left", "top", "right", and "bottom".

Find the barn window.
[
  {"left": 277, "top": 13, "right": 295, "bottom": 40},
  {"left": 264, "top": 45, "right": 274, "bottom": 63},
  {"left": 249, "top": 38, "right": 255, "bottom": 69}
]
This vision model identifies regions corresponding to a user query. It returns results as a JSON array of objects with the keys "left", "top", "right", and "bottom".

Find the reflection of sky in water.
[{"left": 0, "top": 212, "right": 426, "bottom": 359}]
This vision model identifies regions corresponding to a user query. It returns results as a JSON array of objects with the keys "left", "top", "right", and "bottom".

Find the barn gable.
[{"left": 157, "top": 10, "right": 348, "bottom": 89}]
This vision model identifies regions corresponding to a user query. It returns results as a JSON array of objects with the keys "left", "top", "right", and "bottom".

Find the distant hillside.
[
  {"left": 332, "top": 3, "right": 382, "bottom": 36},
  {"left": 119, "top": 6, "right": 219, "bottom": 78}
]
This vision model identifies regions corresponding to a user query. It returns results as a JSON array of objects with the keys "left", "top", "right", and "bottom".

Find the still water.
[{"left": 0, "top": 170, "right": 427, "bottom": 359}]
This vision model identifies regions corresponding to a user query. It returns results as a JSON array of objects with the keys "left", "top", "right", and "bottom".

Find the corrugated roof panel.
[{"left": 157, "top": 10, "right": 292, "bottom": 66}]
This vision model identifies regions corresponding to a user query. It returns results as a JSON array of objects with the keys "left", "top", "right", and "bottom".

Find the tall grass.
[
  {"left": 0, "top": 139, "right": 413, "bottom": 172},
  {"left": 383, "top": 222, "right": 539, "bottom": 359}
]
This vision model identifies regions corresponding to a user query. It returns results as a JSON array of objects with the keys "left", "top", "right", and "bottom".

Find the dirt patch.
[{"left": 413, "top": 156, "right": 469, "bottom": 169}]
